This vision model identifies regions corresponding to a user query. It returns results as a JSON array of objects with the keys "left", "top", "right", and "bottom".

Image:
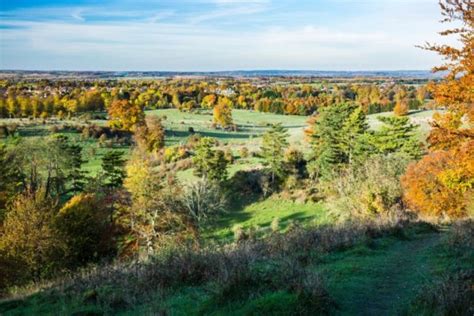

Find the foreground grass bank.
[{"left": 1, "top": 220, "right": 472, "bottom": 315}]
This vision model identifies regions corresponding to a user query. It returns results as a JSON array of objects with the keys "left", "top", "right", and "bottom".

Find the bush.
[
  {"left": 284, "top": 148, "right": 307, "bottom": 178},
  {"left": 324, "top": 154, "right": 411, "bottom": 221},
  {"left": 239, "top": 146, "right": 249, "bottom": 158},
  {"left": 0, "top": 191, "right": 61, "bottom": 286},
  {"left": 224, "top": 148, "right": 234, "bottom": 163},
  {"left": 55, "top": 193, "right": 115, "bottom": 268},
  {"left": 164, "top": 145, "right": 189, "bottom": 163},
  {"left": 182, "top": 179, "right": 227, "bottom": 224},
  {"left": 408, "top": 270, "right": 474, "bottom": 316}
]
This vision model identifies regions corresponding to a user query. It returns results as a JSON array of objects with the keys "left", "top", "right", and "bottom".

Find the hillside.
[{"left": 1, "top": 221, "right": 472, "bottom": 315}]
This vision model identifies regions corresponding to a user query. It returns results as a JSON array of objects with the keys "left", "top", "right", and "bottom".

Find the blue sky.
[{"left": 0, "top": 0, "right": 446, "bottom": 71}]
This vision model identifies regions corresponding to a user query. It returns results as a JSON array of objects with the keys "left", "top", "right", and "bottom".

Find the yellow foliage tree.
[
  {"left": 213, "top": 97, "right": 233, "bottom": 128},
  {"left": 108, "top": 99, "right": 145, "bottom": 131}
]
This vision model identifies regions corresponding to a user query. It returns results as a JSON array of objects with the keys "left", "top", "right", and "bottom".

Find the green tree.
[
  {"left": 340, "top": 106, "right": 369, "bottom": 164},
  {"left": 308, "top": 103, "right": 364, "bottom": 178},
  {"left": 369, "top": 116, "right": 423, "bottom": 159},
  {"left": 101, "top": 151, "right": 126, "bottom": 188},
  {"left": 55, "top": 136, "right": 87, "bottom": 194},
  {"left": 193, "top": 137, "right": 228, "bottom": 182},
  {"left": 0, "top": 145, "right": 20, "bottom": 221},
  {"left": 13, "top": 137, "right": 72, "bottom": 197},
  {"left": 261, "top": 123, "right": 289, "bottom": 184}
]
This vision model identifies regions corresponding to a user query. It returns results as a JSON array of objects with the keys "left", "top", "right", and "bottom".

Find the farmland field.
[{"left": 0, "top": 108, "right": 439, "bottom": 177}]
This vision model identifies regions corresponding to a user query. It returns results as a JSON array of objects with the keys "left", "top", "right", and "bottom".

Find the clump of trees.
[{"left": 402, "top": 0, "right": 474, "bottom": 219}]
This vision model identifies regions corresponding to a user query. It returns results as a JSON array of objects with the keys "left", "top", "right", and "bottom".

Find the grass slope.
[
  {"left": 2, "top": 223, "right": 471, "bottom": 315},
  {"left": 203, "top": 197, "right": 331, "bottom": 242},
  {"left": 319, "top": 231, "right": 441, "bottom": 315}
]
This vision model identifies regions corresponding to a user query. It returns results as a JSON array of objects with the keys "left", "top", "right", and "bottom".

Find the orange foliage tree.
[
  {"left": 402, "top": 140, "right": 474, "bottom": 219},
  {"left": 402, "top": 0, "right": 474, "bottom": 219},
  {"left": 108, "top": 99, "right": 145, "bottom": 131},
  {"left": 421, "top": 0, "right": 473, "bottom": 148}
]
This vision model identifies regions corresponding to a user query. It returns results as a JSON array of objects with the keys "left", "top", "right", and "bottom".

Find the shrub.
[
  {"left": 164, "top": 145, "right": 189, "bottom": 163},
  {"left": 408, "top": 270, "right": 474, "bottom": 316},
  {"left": 55, "top": 193, "right": 115, "bottom": 268},
  {"left": 0, "top": 191, "right": 61, "bottom": 285},
  {"left": 402, "top": 141, "right": 474, "bottom": 220},
  {"left": 182, "top": 179, "right": 227, "bottom": 224},
  {"left": 325, "top": 154, "right": 411, "bottom": 221},
  {"left": 0, "top": 125, "right": 9, "bottom": 137},
  {"left": 224, "top": 148, "right": 234, "bottom": 163},
  {"left": 239, "top": 146, "right": 249, "bottom": 158}
]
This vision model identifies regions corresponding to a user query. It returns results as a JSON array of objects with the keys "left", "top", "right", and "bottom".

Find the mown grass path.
[{"left": 318, "top": 231, "right": 441, "bottom": 315}]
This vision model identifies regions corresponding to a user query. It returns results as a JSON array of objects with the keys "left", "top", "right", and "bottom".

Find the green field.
[
  {"left": 203, "top": 197, "right": 331, "bottom": 242},
  {"left": 0, "top": 108, "right": 438, "bottom": 181}
]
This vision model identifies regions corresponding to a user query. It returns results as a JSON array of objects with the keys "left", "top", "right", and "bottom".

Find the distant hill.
[{"left": 0, "top": 69, "right": 443, "bottom": 79}]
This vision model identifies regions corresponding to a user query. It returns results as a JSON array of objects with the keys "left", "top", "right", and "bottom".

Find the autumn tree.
[
  {"left": 108, "top": 99, "right": 145, "bottom": 131},
  {"left": 121, "top": 153, "right": 193, "bottom": 257},
  {"left": 201, "top": 94, "right": 217, "bottom": 109},
  {"left": 403, "top": 0, "right": 474, "bottom": 219},
  {"left": 213, "top": 97, "right": 233, "bottom": 128},
  {"left": 402, "top": 140, "right": 473, "bottom": 219},
  {"left": 55, "top": 193, "right": 114, "bottom": 267},
  {"left": 393, "top": 87, "right": 409, "bottom": 116},
  {"left": 261, "top": 123, "right": 289, "bottom": 184},
  {"left": 80, "top": 90, "right": 105, "bottom": 112},
  {"left": 0, "top": 190, "right": 61, "bottom": 282},
  {"left": 134, "top": 115, "right": 165, "bottom": 153},
  {"left": 420, "top": 0, "right": 474, "bottom": 151}
]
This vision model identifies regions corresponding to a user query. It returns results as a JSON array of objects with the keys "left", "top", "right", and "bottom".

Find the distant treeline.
[{"left": 0, "top": 78, "right": 431, "bottom": 118}]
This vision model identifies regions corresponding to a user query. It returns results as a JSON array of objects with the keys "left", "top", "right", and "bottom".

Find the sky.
[{"left": 0, "top": 0, "right": 448, "bottom": 71}]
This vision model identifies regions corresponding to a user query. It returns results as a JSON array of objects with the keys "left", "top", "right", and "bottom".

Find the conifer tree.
[
  {"left": 369, "top": 116, "right": 423, "bottom": 159},
  {"left": 261, "top": 123, "right": 289, "bottom": 184},
  {"left": 193, "top": 137, "right": 228, "bottom": 182},
  {"left": 340, "top": 106, "right": 369, "bottom": 164},
  {"left": 101, "top": 151, "right": 126, "bottom": 188},
  {"left": 308, "top": 103, "right": 364, "bottom": 178}
]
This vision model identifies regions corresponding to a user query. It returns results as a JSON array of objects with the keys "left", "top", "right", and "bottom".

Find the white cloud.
[{"left": 0, "top": 0, "right": 446, "bottom": 70}]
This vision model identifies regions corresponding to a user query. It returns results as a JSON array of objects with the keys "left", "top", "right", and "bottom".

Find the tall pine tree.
[
  {"left": 260, "top": 123, "right": 289, "bottom": 184},
  {"left": 369, "top": 116, "right": 423, "bottom": 159},
  {"left": 308, "top": 103, "right": 366, "bottom": 178},
  {"left": 101, "top": 151, "right": 126, "bottom": 188}
]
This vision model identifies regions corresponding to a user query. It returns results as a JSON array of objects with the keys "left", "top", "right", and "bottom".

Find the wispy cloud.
[{"left": 0, "top": 0, "right": 444, "bottom": 70}]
